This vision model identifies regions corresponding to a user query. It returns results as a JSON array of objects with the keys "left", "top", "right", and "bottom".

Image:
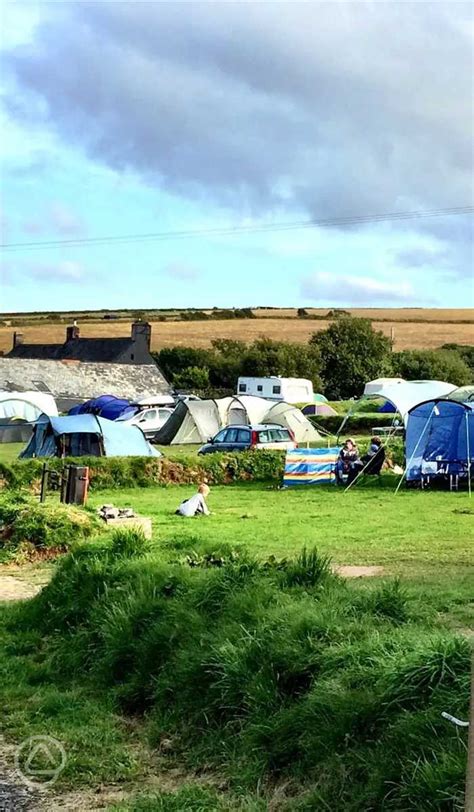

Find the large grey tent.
[{"left": 154, "top": 397, "right": 321, "bottom": 445}]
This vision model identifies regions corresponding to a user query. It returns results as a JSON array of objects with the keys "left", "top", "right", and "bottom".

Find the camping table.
[
  {"left": 421, "top": 460, "right": 468, "bottom": 491},
  {"left": 370, "top": 426, "right": 405, "bottom": 437}
]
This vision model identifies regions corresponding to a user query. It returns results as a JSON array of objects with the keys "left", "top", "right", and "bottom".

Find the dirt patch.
[
  {"left": 334, "top": 565, "right": 385, "bottom": 578},
  {"left": 0, "top": 576, "right": 43, "bottom": 602}
]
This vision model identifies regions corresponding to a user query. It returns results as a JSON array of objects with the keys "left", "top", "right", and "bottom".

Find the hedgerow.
[
  {"left": 15, "top": 533, "right": 469, "bottom": 810},
  {"left": 0, "top": 450, "right": 286, "bottom": 493}
]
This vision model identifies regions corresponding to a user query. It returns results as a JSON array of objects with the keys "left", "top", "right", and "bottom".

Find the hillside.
[{"left": 0, "top": 307, "right": 473, "bottom": 354}]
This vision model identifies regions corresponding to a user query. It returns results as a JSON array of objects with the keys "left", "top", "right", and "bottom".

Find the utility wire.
[{"left": 1, "top": 205, "right": 473, "bottom": 252}]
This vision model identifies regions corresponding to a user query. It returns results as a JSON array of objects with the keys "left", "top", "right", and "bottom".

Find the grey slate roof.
[
  {"left": 0, "top": 358, "right": 170, "bottom": 404},
  {"left": 8, "top": 337, "right": 135, "bottom": 362}
]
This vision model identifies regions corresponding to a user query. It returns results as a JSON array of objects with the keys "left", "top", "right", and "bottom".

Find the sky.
[{"left": 0, "top": 0, "right": 473, "bottom": 312}]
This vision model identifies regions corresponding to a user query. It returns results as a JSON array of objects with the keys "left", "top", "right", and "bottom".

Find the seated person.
[
  {"left": 361, "top": 436, "right": 385, "bottom": 474},
  {"left": 335, "top": 438, "right": 362, "bottom": 484},
  {"left": 176, "top": 483, "right": 211, "bottom": 517}
]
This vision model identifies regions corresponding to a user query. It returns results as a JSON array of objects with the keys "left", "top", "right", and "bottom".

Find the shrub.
[
  {"left": 0, "top": 493, "right": 97, "bottom": 560},
  {"left": 393, "top": 349, "right": 472, "bottom": 387},
  {"left": 0, "top": 450, "right": 286, "bottom": 494}
]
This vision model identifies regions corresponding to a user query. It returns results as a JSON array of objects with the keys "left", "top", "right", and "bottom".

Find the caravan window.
[
  {"left": 272, "top": 385, "right": 281, "bottom": 394},
  {"left": 257, "top": 385, "right": 263, "bottom": 392},
  {"left": 238, "top": 383, "right": 247, "bottom": 392}
]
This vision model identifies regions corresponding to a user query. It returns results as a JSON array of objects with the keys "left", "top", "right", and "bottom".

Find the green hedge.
[
  {"left": 0, "top": 450, "right": 286, "bottom": 492},
  {"left": 311, "top": 412, "right": 399, "bottom": 434}
]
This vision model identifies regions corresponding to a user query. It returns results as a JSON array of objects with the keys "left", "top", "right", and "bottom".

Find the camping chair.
[
  {"left": 363, "top": 447, "right": 386, "bottom": 477},
  {"left": 345, "top": 447, "right": 386, "bottom": 491}
]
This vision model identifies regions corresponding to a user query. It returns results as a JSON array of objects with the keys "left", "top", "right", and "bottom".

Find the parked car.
[
  {"left": 116, "top": 406, "right": 174, "bottom": 440},
  {"left": 198, "top": 424, "right": 297, "bottom": 455}
]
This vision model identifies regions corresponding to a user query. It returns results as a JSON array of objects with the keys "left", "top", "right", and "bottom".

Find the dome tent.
[
  {"left": 405, "top": 399, "right": 474, "bottom": 485},
  {"left": 264, "top": 402, "right": 321, "bottom": 443},
  {"left": 153, "top": 397, "right": 321, "bottom": 445},
  {"left": 0, "top": 391, "right": 58, "bottom": 443},
  {"left": 0, "top": 391, "right": 57, "bottom": 422},
  {"left": 302, "top": 403, "right": 337, "bottom": 417},
  {"left": 69, "top": 395, "right": 136, "bottom": 421},
  {"left": 20, "top": 414, "right": 159, "bottom": 458}
]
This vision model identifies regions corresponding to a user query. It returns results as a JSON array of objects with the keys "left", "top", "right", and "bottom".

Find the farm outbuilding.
[{"left": 20, "top": 414, "right": 160, "bottom": 458}]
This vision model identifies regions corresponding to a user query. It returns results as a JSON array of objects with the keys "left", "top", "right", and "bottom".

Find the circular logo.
[{"left": 15, "top": 735, "right": 66, "bottom": 787}]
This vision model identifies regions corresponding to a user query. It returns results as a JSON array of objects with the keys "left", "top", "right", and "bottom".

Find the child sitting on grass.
[{"left": 175, "top": 483, "right": 211, "bottom": 517}]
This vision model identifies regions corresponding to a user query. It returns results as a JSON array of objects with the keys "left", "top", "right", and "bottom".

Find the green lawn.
[{"left": 88, "top": 483, "right": 474, "bottom": 577}]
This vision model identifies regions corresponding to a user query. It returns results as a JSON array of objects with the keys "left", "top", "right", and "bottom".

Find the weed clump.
[{"left": 0, "top": 492, "right": 97, "bottom": 561}]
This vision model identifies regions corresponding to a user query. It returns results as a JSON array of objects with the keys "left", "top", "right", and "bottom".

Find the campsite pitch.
[{"left": 88, "top": 483, "right": 474, "bottom": 579}]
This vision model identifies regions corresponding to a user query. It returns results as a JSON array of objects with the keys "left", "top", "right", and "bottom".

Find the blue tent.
[
  {"left": 378, "top": 401, "right": 396, "bottom": 413},
  {"left": 20, "top": 414, "right": 160, "bottom": 458},
  {"left": 406, "top": 399, "right": 474, "bottom": 483},
  {"left": 69, "top": 395, "right": 137, "bottom": 421}
]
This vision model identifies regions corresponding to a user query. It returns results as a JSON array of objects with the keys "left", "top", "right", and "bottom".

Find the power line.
[{"left": 1, "top": 205, "right": 472, "bottom": 252}]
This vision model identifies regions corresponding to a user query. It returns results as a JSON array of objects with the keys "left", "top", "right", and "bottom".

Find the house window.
[
  {"left": 257, "top": 385, "right": 263, "bottom": 392},
  {"left": 272, "top": 385, "right": 281, "bottom": 394},
  {"left": 239, "top": 383, "right": 247, "bottom": 392}
]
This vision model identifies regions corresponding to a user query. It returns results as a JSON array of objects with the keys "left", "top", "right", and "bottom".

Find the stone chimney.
[
  {"left": 66, "top": 321, "right": 80, "bottom": 342},
  {"left": 13, "top": 331, "right": 24, "bottom": 349},
  {"left": 131, "top": 321, "right": 151, "bottom": 350}
]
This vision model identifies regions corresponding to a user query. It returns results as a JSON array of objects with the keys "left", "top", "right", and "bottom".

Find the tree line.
[{"left": 153, "top": 317, "right": 473, "bottom": 400}]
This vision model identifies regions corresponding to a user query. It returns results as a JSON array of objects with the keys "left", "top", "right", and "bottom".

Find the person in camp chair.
[
  {"left": 361, "top": 436, "right": 386, "bottom": 475},
  {"left": 176, "top": 483, "right": 211, "bottom": 517},
  {"left": 335, "top": 439, "right": 362, "bottom": 485}
]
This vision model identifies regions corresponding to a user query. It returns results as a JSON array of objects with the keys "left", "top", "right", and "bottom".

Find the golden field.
[{"left": 1, "top": 314, "right": 473, "bottom": 353}]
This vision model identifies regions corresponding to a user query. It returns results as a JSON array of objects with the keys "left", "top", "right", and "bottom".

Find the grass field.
[
  {"left": 1, "top": 480, "right": 473, "bottom": 810},
  {"left": 1, "top": 312, "right": 473, "bottom": 354}
]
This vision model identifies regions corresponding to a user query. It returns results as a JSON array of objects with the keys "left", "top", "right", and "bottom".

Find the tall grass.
[{"left": 14, "top": 532, "right": 470, "bottom": 810}]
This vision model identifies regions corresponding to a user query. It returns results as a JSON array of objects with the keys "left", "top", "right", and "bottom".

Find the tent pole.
[
  {"left": 394, "top": 404, "right": 436, "bottom": 495},
  {"left": 466, "top": 411, "right": 472, "bottom": 499}
]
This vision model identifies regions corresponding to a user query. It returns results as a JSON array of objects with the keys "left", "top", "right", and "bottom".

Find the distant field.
[{"left": 1, "top": 315, "right": 472, "bottom": 353}]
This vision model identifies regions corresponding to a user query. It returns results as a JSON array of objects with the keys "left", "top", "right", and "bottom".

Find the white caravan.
[{"left": 236, "top": 377, "right": 314, "bottom": 404}]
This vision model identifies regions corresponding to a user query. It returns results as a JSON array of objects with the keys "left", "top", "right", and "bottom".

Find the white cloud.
[
  {"left": 28, "top": 261, "right": 87, "bottom": 283},
  {"left": 22, "top": 203, "right": 85, "bottom": 237},
  {"left": 162, "top": 262, "right": 200, "bottom": 281},
  {"left": 300, "top": 272, "right": 419, "bottom": 306}
]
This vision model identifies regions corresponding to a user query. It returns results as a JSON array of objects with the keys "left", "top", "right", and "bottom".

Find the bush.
[
  {"left": 393, "top": 349, "right": 472, "bottom": 387},
  {"left": 15, "top": 539, "right": 469, "bottom": 810},
  {"left": 0, "top": 493, "right": 97, "bottom": 560}
]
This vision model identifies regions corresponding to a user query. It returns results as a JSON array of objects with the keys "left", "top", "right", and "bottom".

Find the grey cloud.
[
  {"left": 300, "top": 271, "right": 427, "bottom": 306},
  {"left": 3, "top": 2, "right": 473, "bottom": 224}
]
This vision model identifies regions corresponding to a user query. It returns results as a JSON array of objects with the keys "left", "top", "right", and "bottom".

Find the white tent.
[
  {"left": 0, "top": 391, "right": 58, "bottom": 422},
  {"left": 226, "top": 396, "right": 273, "bottom": 426},
  {"left": 264, "top": 401, "right": 321, "bottom": 443},
  {"left": 367, "top": 380, "right": 456, "bottom": 425},
  {"left": 154, "top": 395, "right": 320, "bottom": 445}
]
